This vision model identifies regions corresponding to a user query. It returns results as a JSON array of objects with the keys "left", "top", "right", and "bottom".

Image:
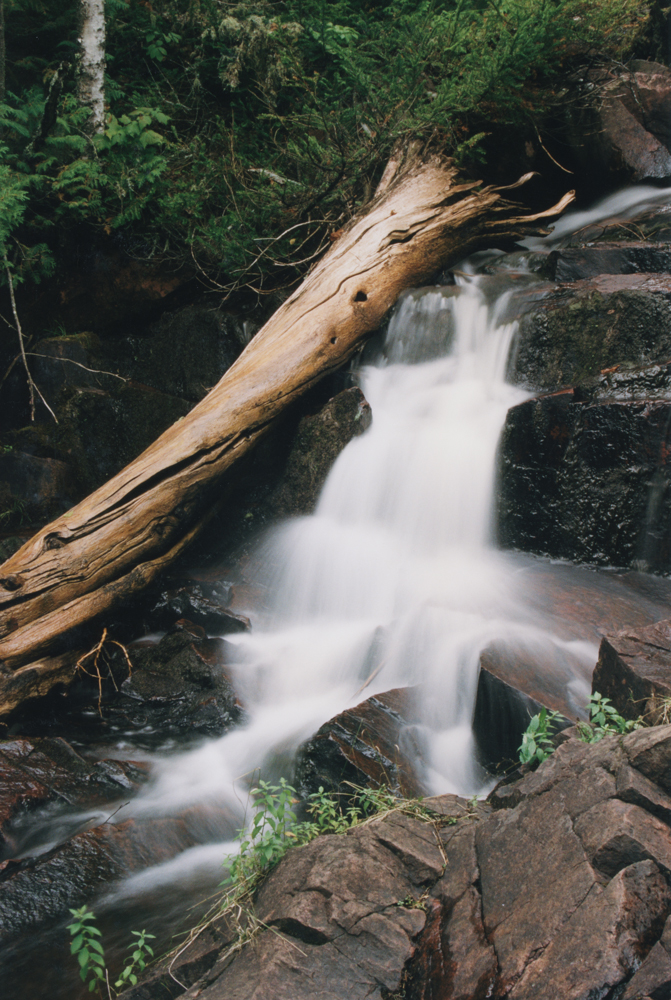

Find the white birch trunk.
[{"left": 77, "top": 0, "right": 105, "bottom": 134}]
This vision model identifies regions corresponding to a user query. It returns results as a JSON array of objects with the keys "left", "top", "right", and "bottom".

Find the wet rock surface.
[
  {"left": 497, "top": 373, "right": 671, "bottom": 571},
  {"left": 294, "top": 687, "right": 425, "bottom": 801},
  {"left": 265, "top": 386, "right": 372, "bottom": 518},
  {"left": 509, "top": 273, "right": 671, "bottom": 391},
  {"left": 0, "top": 737, "right": 148, "bottom": 857},
  {"left": 120, "top": 727, "right": 671, "bottom": 1000},
  {"left": 105, "top": 623, "right": 243, "bottom": 740}
]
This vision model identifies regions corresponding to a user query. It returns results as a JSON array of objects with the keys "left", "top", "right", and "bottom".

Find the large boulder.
[
  {"left": 294, "top": 687, "right": 425, "bottom": 801},
  {"left": 121, "top": 727, "right": 671, "bottom": 1000}
]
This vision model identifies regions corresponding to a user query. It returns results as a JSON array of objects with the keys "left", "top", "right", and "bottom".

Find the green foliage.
[
  {"left": 114, "top": 929, "right": 156, "bottom": 991},
  {"left": 0, "top": 0, "right": 649, "bottom": 296},
  {"left": 518, "top": 706, "right": 563, "bottom": 765},
  {"left": 67, "top": 905, "right": 156, "bottom": 995},
  {"left": 578, "top": 691, "right": 643, "bottom": 743},
  {"left": 221, "top": 779, "right": 407, "bottom": 906},
  {"left": 67, "top": 906, "right": 106, "bottom": 993},
  {"left": 519, "top": 692, "right": 645, "bottom": 767}
]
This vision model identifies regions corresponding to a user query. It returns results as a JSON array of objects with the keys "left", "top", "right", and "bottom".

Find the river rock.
[
  {"left": 122, "top": 726, "right": 671, "bottom": 1000},
  {"left": 0, "top": 737, "right": 148, "bottom": 858},
  {"left": 0, "top": 807, "right": 230, "bottom": 944},
  {"left": 145, "top": 581, "right": 250, "bottom": 635},
  {"left": 266, "top": 386, "right": 372, "bottom": 518},
  {"left": 105, "top": 623, "right": 243, "bottom": 739},
  {"left": 294, "top": 687, "right": 425, "bottom": 801},
  {"left": 497, "top": 379, "right": 671, "bottom": 571},
  {"left": 544, "top": 243, "right": 671, "bottom": 283}
]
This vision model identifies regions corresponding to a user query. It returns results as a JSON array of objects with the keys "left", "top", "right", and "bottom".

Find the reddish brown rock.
[
  {"left": 594, "top": 622, "right": 671, "bottom": 721},
  {"left": 623, "top": 940, "right": 671, "bottom": 1000},
  {"left": 509, "top": 861, "right": 669, "bottom": 1000},
  {"left": 0, "top": 736, "right": 147, "bottom": 857},
  {"left": 575, "top": 798, "right": 671, "bottom": 879}
]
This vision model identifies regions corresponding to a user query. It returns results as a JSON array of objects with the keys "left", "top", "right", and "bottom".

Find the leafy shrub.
[{"left": 0, "top": 0, "right": 650, "bottom": 295}]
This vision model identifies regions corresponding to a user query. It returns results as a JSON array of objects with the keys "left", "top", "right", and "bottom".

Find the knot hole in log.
[
  {"left": 44, "top": 534, "right": 66, "bottom": 550},
  {"left": 0, "top": 576, "right": 23, "bottom": 592},
  {"left": 354, "top": 290, "right": 368, "bottom": 302}
]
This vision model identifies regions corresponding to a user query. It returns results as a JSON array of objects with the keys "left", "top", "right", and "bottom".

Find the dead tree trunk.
[{"left": 0, "top": 155, "right": 573, "bottom": 711}]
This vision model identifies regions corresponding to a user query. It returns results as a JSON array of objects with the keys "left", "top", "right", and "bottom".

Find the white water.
[
  {"left": 109, "top": 185, "right": 671, "bottom": 891},
  {"left": 121, "top": 274, "right": 592, "bottom": 849}
]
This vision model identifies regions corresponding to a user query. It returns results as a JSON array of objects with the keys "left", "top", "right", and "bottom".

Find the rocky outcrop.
[
  {"left": 565, "top": 61, "right": 671, "bottom": 184},
  {"left": 120, "top": 726, "right": 671, "bottom": 1000}
]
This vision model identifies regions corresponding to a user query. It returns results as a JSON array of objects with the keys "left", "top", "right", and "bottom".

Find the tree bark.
[
  {"left": 77, "top": 0, "right": 105, "bottom": 134},
  {"left": 0, "top": 154, "right": 573, "bottom": 712}
]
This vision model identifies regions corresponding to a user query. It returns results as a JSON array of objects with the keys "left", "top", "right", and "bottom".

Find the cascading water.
[{"left": 122, "top": 271, "right": 592, "bottom": 845}]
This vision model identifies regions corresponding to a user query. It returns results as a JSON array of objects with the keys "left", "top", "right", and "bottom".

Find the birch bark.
[{"left": 77, "top": 0, "right": 105, "bottom": 134}]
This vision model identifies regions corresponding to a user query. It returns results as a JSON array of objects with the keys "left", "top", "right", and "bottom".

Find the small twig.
[
  {"left": 2, "top": 252, "right": 52, "bottom": 422},
  {"left": 101, "top": 800, "right": 130, "bottom": 825},
  {"left": 25, "top": 353, "right": 128, "bottom": 381},
  {"left": 353, "top": 661, "right": 385, "bottom": 698},
  {"left": 533, "top": 125, "right": 574, "bottom": 175}
]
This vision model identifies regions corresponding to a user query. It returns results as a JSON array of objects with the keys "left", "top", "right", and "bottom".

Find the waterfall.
[{"left": 124, "top": 271, "right": 594, "bottom": 845}]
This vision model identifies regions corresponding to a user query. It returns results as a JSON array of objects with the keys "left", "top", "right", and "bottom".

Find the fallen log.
[{"left": 0, "top": 153, "right": 573, "bottom": 712}]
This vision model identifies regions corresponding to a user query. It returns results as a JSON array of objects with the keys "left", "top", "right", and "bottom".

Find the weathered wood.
[{"left": 0, "top": 154, "right": 573, "bottom": 709}]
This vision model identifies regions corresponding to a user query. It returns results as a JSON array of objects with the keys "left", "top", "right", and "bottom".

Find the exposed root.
[{"left": 74, "top": 627, "right": 133, "bottom": 714}]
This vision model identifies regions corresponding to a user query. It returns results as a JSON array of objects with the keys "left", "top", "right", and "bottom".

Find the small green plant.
[
  {"left": 518, "top": 707, "right": 563, "bottom": 765},
  {"left": 67, "top": 905, "right": 106, "bottom": 993},
  {"left": 578, "top": 692, "right": 642, "bottom": 743},
  {"left": 114, "top": 929, "right": 156, "bottom": 990}
]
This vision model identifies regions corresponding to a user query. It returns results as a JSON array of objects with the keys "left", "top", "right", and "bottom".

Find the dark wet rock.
[
  {"left": 54, "top": 381, "right": 191, "bottom": 496},
  {"left": 106, "top": 625, "right": 242, "bottom": 738},
  {"left": 497, "top": 384, "right": 671, "bottom": 571},
  {"left": 594, "top": 621, "right": 671, "bottom": 723},
  {"left": 0, "top": 451, "right": 76, "bottom": 529},
  {"left": 0, "top": 808, "right": 229, "bottom": 944},
  {"left": 294, "top": 687, "right": 425, "bottom": 801},
  {"left": 267, "top": 387, "right": 372, "bottom": 518},
  {"left": 474, "top": 643, "right": 573, "bottom": 770},
  {"left": 97, "top": 302, "right": 251, "bottom": 404},
  {"left": 545, "top": 243, "right": 671, "bottom": 283},
  {"left": 509, "top": 274, "right": 671, "bottom": 391},
  {"left": 145, "top": 582, "right": 250, "bottom": 635},
  {"left": 0, "top": 737, "right": 148, "bottom": 858}
]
